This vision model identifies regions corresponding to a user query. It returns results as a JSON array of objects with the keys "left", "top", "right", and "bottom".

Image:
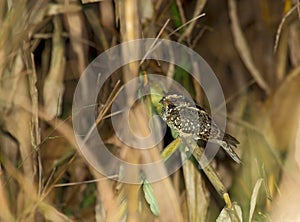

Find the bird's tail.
[
  {"left": 217, "top": 133, "right": 241, "bottom": 164},
  {"left": 223, "top": 133, "right": 239, "bottom": 148}
]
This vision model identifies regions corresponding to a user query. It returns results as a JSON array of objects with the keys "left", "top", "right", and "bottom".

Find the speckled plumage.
[{"left": 159, "top": 94, "right": 241, "bottom": 163}]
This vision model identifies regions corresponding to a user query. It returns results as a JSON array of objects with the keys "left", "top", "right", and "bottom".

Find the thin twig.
[
  {"left": 139, "top": 13, "right": 205, "bottom": 67},
  {"left": 82, "top": 80, "right": 121, "bottom": 145},
  {"left": 42, "top": 167, "right": 56, "bottom": 195},
  {"left": 54, "top": 175, "right": 119, "bottom": 187},
  {"left": 139, "top": 19, "right": 170, "bottom": 66},
  {"left": 178, "top": 0, "right": 207, "bottom": 42},
  {"left": 168, "top": 13, "right": 206, "bottom": 38}
]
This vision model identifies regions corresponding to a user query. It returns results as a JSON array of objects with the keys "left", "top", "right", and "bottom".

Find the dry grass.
[{"left": 0, "top": 0, "right": 300, "bottom": 221}]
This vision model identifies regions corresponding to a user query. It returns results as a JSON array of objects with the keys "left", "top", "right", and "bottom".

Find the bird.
[{"left": 159, "top": 94, "right": 241, "bottom": 164}]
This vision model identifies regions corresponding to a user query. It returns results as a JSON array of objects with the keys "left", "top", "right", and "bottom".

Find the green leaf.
[
  {"left": 80, "top": 183, "right": 96, "bottom": 208},
  {"left": 170, "top": 0, "right": 183, "bottom": 30},
  {"left": 142, "top": 179, "right": 160, "bottom": 216},
  {"left": 161, "top": 137, "right": 182, "bottom": 161},
  {"left": 171, "top": 128, "right": 179, "bottom": 139},
  {"left": 150, "top": 84, "right": 164, "bottom": 114}
]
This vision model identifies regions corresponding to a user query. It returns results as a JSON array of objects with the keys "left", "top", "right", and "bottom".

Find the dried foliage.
[{"left": 0, "top": 0, "right": 300, "bottom": 221}]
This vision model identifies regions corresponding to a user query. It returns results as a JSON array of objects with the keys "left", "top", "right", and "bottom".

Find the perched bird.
[{"left": 159, "top": 94, "right": 241, "bottom": 163}]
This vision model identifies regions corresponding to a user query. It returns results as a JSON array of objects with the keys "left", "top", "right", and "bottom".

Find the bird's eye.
[{"left": 169, "top": 97, "right": 178, "bottom": 103}]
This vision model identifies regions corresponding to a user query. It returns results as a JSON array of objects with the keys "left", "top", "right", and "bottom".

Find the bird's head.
[{"left": 159, "top": 94, "right": 192, "bottom": 108}]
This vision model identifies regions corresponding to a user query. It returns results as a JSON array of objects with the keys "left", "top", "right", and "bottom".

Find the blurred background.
[{"left": 0, "top": 0, "right": 300, "bottom": 221}]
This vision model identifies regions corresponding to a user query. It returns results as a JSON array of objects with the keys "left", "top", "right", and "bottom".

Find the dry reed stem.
[
  {"left": 118, "top": 1, "right": 142, "bottom": 221},
  {"left": 43, "top": 16, "right": 65, "bottom": 119},
  {"left": 84, "top": 7, "right": 109, "bottom": 50},
  {"left": 26, "top": 52, "right": 43, "bottom": 196},
  {"left": 228, "top": 0, "right": 271, "bottom": 94},
  {"left": 182, "top": 137, "right": 241, "bottom": 220},
  {"left": 181, "top": 151, "right": 210, "bottom": 222},
  {"left": 5, "top": 53, "right": 36, "bottom": 219},
  {"left": 99, "top": 0, "right": 115, "bottom": 32},
  {"left": 274, "top": 3, "right": 299, "bottom": 52},
  {"left": 62, "top": 2, "right": 88, "bottom": 76},
  {"left": 123, "top": 104, "right": 143, "bottom": 222},
  {"left": 133, "top": 102, "right": 183, "bottom": 221},
  {"left": 190, "top": 141, "right": 227, "bottom": 196},
  {"left": 275, "top": 27, "right": 288, "bottom": 81}
]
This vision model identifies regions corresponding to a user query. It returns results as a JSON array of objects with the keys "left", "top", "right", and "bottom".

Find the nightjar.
[{"left": 159, "top": 94, "right": 241, "bottom": 163}]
